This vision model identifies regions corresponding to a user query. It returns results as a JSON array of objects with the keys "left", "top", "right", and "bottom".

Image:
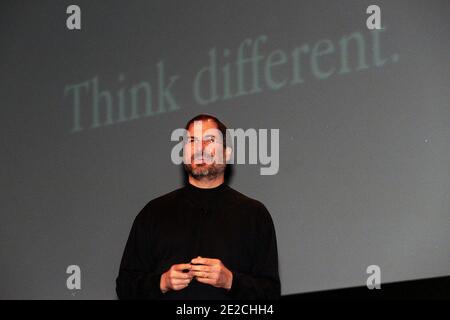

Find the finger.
[
  {"left": 173, "top": 263, "right": 192, "bottom": 271},
  {"left": 171, "top": 270, "right": 193, "bottom": 279},
  {"left": 190, "top": 264, "right": 212, "bottom": 272},
  {"left": 172, "top": 278, "right": 192, "bottom": 285},
  {"left": 173, "top": 283, "right": 189, "bottom": 290},
  {"left": 191, "top": 271, "right": 214, "bottom": 278},
  {"left": 191, "top": 257, "right": 209, "bottom": 265},
  {"left": 191, "top": 257, "right": 218, "bottom": 266},
  {"left": 195, "top": 277, "right": 216, "bottom": 286}
]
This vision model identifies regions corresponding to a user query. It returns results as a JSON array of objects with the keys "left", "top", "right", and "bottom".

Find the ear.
[{"left": 225, "top": 146, "right": 232, "bottom": 163}]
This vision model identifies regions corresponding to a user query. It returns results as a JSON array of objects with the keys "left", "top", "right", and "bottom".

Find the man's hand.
[
  {"left": 190, "top": 256, "right": 233, "bottom": 290},
  {"left": 160, "top": 263, "right": 193, "bottom": 293}
]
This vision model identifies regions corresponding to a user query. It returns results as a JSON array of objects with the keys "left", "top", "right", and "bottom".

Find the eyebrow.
[{"left": 187, "top": 134, "right": 215, "bottom": 138}]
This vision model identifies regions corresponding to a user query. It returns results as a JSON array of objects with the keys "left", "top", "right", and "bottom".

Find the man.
[{"left": 116, "top": 114, "right": 280, "bottom": 300}]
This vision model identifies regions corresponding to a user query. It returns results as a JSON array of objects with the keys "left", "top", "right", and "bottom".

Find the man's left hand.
[{"left": 190, "top": 256, "right": 233, "bottom": 290}]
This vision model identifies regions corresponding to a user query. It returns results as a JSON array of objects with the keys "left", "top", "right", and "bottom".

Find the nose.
[
  {"left": 193, "top": 139, "right": 209, "bottom": 151},
  {"left": 191, "top": 143, "right": 205, "bottom": 158},
  {"left": 193, "top": 141, "right": 204, "bottom": 152}
]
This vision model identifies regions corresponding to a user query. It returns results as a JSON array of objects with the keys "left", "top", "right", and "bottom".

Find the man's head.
[{"left": 183, "top": 114, "right": 232, "bottom": 181}]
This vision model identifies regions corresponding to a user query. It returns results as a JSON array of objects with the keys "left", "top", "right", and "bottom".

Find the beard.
[
  {"left": 183, "top": 162, "right": 226, "bottom": 180},
  {"left": 183, "top": 154, "right": 226, "bottom": 180}
]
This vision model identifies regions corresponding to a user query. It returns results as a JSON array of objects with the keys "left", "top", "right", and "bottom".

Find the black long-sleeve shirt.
[{"left": 116, "top": 182, "right": 281, "bottom": 300}]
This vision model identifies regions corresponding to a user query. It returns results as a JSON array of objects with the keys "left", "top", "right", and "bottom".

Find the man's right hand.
[{"left": 160, "top": 263, "right": 193, "bottom": 293}]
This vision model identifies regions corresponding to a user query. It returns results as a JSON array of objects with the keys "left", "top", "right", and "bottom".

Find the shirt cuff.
[
  {"left": 144, "top": 272, "right": 165, "bottom": 299},
  {"left": 226, "top": 271, "right": 243, "bottom": 299}
]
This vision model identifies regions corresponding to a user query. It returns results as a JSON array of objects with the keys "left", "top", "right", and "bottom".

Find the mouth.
[
  {"left": 193, "top": 158, "right": 209, "bottom": 164},
  {"left": 193, "top": 155, "right": 212, "bottom": 162}
]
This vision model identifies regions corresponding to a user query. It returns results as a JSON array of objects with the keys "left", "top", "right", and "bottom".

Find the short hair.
[{"left": 185, "top": 114, "right": 230, "bottom": 149}]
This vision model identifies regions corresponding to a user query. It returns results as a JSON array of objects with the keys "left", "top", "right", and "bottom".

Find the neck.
[{"left": 188, "top": 175, "right": 225, "bottom": 189}]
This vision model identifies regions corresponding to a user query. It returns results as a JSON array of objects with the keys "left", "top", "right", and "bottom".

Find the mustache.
[{"left": 192, "top": 153, "right": 213, "bottom": 159}]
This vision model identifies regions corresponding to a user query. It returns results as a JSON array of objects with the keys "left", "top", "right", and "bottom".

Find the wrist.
[
  {"left": 225, "top": 270, "right": 233, "bottom": 290},
  {"left": 160, "top": 272, "right": 168, "bottom": 293}
]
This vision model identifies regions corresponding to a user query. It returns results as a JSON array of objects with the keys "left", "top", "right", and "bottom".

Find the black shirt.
[{"left": 116, "top": 182, "right": 281, "bottom": 300}]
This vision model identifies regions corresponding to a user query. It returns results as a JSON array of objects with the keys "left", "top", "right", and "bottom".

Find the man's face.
[{"left": 183, "top": 119, "right": 228, "bottom": 180}]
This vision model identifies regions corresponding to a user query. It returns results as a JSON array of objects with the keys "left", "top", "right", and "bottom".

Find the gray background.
[{"left": 1, "top": 0, "right": 449, "bottom": 299}]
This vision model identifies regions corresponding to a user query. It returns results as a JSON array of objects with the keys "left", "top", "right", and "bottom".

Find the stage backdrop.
[{"left": 1, "top": 0, "right": 449, "bottom": 298}]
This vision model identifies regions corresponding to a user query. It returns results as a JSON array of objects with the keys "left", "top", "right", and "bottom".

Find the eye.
[{"left": 202, "top": 136, "right": 215, "bottom": 144}]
